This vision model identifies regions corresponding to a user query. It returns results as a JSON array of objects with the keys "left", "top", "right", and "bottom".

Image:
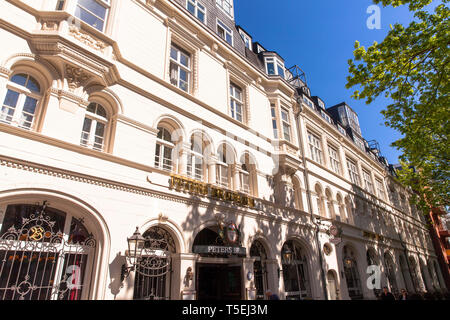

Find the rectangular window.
[
  {"left": 230, "top": 83, "right": 243, "bottom": 122},
  {"left": 271, "top": 104, "right": 278, "bottom": 139},
  {"left": 74, "top": 0, "right": 110, "bottom": 32},
  {"left": 307, "top": 132, "right": 323, "bottom": 164},
  {"left": 353, "top": 136, "right": 365, "bottom": 151},
  {"left": 321, "top": 111, "right": 332, "bottom": 124},
  {"left": 169, "top": 44, "right": 191, "bottom": 92},
  {"left": 347, "top": 159, "right": 360, "bottom": 186},
  {"left": 363, "top": 170, "right": 374, "bottom": 193},
  {"left": 239, "top": 31, "right": 252, "bottom": 50},
  {"left": 216, "top": 0, "right": 233, "bottom": 17},
  {"left": 281, "top": 108, "right": 291, "bottom": 142},
  {"left": 376, "top": 178, "right": 386, "bottom": 200},
  {"left": 337, "top": 125, "right": 347, "bottom": 136},
  {"left": 187, "top": 0, "right": 206, "bottom": 24},
  {"left": 303, "top": 96, "right": 314, "bottom": 109},
  {"left": 328, "top": 146, "right": 341, "bottom": 174},
  {"left": 217, "top": 20, "right": 233, "bottom": 45},
  {"left": 265, "top": 57, "right": 285, "bottom": 78},
  {"left": 56, "top": 0, "right": 65, "bottom": 10}
]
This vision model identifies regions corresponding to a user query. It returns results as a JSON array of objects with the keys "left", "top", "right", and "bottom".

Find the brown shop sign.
[{"left": 169, "top": 175, "right": 256, "bottom": 208}]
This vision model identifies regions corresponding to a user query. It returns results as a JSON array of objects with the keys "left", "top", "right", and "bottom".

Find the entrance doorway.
[
  {"left": 327, "top": 271, "right": 338, "bottom": 300},
  {"left": 197, "top": 263, "right": 242, "bottom": 300}
]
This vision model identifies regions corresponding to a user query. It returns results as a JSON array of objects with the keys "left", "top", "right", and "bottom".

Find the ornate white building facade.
[{"left": 0, "top": 0, "right": 446, "bottom": 300}]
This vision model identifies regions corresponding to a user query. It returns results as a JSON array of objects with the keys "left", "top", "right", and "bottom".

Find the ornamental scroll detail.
[{"left": 0, "top": 202, "right": 96, "bottom": 300}]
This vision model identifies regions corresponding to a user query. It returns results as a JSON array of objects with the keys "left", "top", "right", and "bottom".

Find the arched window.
[
  {"left": 133, "top": 226, "right": 176, "bottom": 300},
  {"left": 345, "top": 196, "right": 354, "bottom": 224},
  {"left": 155, "top": 127, "right": 175, "bottom": 171},
  {"left": 419, "top": 259, "right": 431, "bottom": 292},
  {"left": 187, "top": 134, "right": 205, "bottom": 180},
  {"left": 80, "top": 102, "right": 108, "bottom": 151},
  {"left": 336, "top": 194, "right": 345, "bottom": 222},
  {"left": 1, "top": 73, "right": 42, "bottom": 130},
  {"left": 433, "top": 260, "right": 445, "bottom": 289},
  {"left": 216, "top": 144, "right": 233, "bottom": 189},
  {"left": 250, "top": 240, "right": 268, "bottom": 300},
  {"left": 239, "top": 153, "right": 257, "bottom": 196},
  {"left": 384, "top": 252, "right": 398, "bottom": 295},
  {"left": 315, "top": 185, "right": 325, "bottom": 217},
  {"left": 408, "top": 257, "right": 421, "bottom": 292},
  {"left": 292, "top": 178, "right": 303, "bottom": 211},
  {"left": 343, "top": 245, "right": 363, "bottom": 299},
  {"left": 325, "top": 189, "right": 335, "bottom": 219},
  {"left": 0, "top": 202, "right": 96, "bottom": 300},
  {"left": 399, "top": 254, "right": 413, "bottom": 292},
  {"left": 281, "top": 240, "right": 311, "bottom": 300},
  {"left": 366, "top": 249, "right": 381, "bottom": 297}
]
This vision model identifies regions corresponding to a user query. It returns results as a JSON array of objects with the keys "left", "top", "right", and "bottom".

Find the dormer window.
[
  {"left": 187, "top": 0, "right": 206, "bottom": 24},
  {"left": 239, "top": 31, "right": 252, "bottom": 50},
  {"left": 318, "top": 100, "right": 325, "bottom": 109},
  {"left": 321, "top": 111, "right": 332, "bottom": 124},
  {"left": 265, "top": 57, "right": 285, "bottom": 78},
  {"left": 217, "top": 19, "right": 233, "bottom": 45},
  {"left": 337, "top": 125, "right": 346, "bottom": 136},
  {"left": 216, "top": 0, "right": 233, "bottom": 18},
  {"left": 303, "top": 96, "right": 314, "bottom": 109}
]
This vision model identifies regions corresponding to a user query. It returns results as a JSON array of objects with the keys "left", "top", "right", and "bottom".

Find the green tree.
[{"left": 346, "top": 0, "right": 449, "bottom": 214}]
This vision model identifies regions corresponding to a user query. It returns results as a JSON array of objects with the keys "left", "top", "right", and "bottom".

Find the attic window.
[
  {"left": 265, "top": 57, "right": 285, "bottom": 79},
  {"left": 239, "top": 31, "right": 252, "bottom": 50}
]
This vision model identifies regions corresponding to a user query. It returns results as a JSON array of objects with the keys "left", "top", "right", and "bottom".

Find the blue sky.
[{"left": 234, "top": 0, "right": 422, "bottom": 165}]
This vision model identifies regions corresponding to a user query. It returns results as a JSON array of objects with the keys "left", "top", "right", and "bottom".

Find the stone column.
[
  {"left": 233, "top": 164, "right": 241, "bottom": 191},
  {"left": 207, "top": 155, "right": 218, "bottom": 185},
  {"left": 338, "top": 145, "right": 349, "bottom": 181},
  {"left": 178, "top": 142, "right": 191, "bottom": 177},
  {"left": 265, "top": 259, "right": 281, "bottom": 299}
]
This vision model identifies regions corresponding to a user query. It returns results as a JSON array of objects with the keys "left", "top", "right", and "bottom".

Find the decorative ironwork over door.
[
  {"left": 0, "top": 202, "right": 96, "bottom": 300},
  {"left": 133, "top": 226, "right": 175, "bottom": 300}
]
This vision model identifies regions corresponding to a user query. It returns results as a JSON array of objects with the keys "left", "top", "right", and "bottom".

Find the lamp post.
[{"left": 121, "top": 227, "right": 146, "bottom": 281}]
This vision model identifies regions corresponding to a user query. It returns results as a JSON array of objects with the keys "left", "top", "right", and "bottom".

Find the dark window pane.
[{"left": 10, "top": 74, "right": 27, "bottom": 87}]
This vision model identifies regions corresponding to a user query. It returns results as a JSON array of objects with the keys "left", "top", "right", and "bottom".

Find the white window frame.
[
  {"left": 280, "top": 107, "right": 291, "bottom": 142},
  {"left": 169, "top": 44, "right": 191, "bottom": 93},
  {"left": 216, "top": 0, "right": 233, "bottom": 18},
  {"left": 239, "top": 166, "right": 250, "bottom": 194},
  {"left": 321, "top": 110, "right": 332, "bottom": 124},
  {"left": 229, "top": 82, "right": 243, "bottom": 122},
  {"left": 265, "top": 57, "right": 285, "bottom": 79},
  {"left": 1, "top": 74, "right": 42, "bottom": 131},
  {"left": 347, "top": 159, "right": 360, "bottom": 186},
  {"left": 239, "top": 31, "right": 252, "bottom": 50},
  {"left": 217, "top": 19, "right": 233, "bottom": 45},
  {"left": 80, "top": 103, "right": 108, "bottom": 151},
  {"left": 155, "top": 127, "right": 175, "bottom": 172},
  {"left": 375, "top": 178, "right": 386, "bottom": 200},
  {"left": 328, "top": 145, "right": 341, "bottom": 175},
  {"left": 187, "top": 0, "right": 206, "bottom": 24},
  {"left": 308, "top": 132, "right": 323, "bottom": 165},
  {"left": 303, "top": 96, "right": 314, "bottom": 109},
  {"left": 270, "top": 104, "right": 279, "bottom": 139},
  {"left": 74, "top": 0, "right": 110, "bottom": 32},
  {"left": 362, "top": 169, "right": 374, "bottom": 194}
]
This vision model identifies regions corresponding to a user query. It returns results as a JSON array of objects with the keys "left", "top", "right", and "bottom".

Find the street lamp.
[
  {"left": 282, "top": 245, "right": 293, "bottom": 265},
  {"left": 121, "top": 227, "right": 146, "bottom": 281}
]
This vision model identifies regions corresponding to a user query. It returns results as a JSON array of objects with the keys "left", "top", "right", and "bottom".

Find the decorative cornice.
[{"left": 68, "top": 25, "right": 108, "bottom": 53}]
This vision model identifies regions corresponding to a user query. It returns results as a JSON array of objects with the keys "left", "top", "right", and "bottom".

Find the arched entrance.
[
  {"left": 192, "top": 223, "right": 246, "bottom": 300},
  {"left": 326, "top": 270, "right": 338, "bottom": 300},
  {"left": 0, "top": 202, "right": 96, "bottom": 300},
  {"left": 281, "top": 240, "right": 312, "bottom": 300},
  {"left": 133, "top": 226, "right": 176, "bottom": 300},
  {"left": 250, "top": 240, "right": 268, "bottom": 300},
  {"left": 384, "top": 252, "right": 398, "bottom": 296},
  {"left": 343, "top": 245, "right": 363, "bottom": 300}
]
